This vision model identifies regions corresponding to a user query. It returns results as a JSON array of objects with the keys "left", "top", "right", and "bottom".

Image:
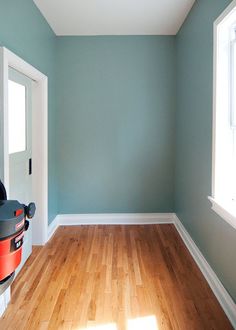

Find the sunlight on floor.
[
  {"left": 78, "top": 315, "right": 158, "bottom": 330},
  {"left": 80, "top": 324, "right": 117, "bottom": 330},
  {"left": 127, "top": 316, "right": 159, "bottom": 330}
]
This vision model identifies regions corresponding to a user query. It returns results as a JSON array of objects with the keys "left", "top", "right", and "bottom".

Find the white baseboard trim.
[
  {"left": 47, "top": 216, "right": 59, "bottom": 242},
  {"left": 56, "top": 213, "right": 175, "bottom": 226},
  {"left": 173, "top": 214, "right": 236, "bottom": 328},
  {"left": 47, "top": 213, "right": 174, "bottom": 242}
]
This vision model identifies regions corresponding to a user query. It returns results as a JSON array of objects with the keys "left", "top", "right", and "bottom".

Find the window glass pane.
[
  {"left": 8, "top": 80, "right": 26, "bottom": 154},
  {"left": 231, "top": 40, "right": 236, "bottom": 127},
  {"left": 233, "top": 131, "right": 236, "bottom": 202}
]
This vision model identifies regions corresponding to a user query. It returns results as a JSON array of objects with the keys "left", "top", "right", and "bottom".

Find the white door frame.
[{"left": 0, "top": 47, "right": 48, "bottom": 245}]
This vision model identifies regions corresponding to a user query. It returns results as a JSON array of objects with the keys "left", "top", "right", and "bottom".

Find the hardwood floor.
[{"left": 0, "top": 225, "right": 233, "bottom": 330}]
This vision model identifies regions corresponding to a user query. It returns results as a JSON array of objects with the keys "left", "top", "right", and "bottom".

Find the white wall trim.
[
  {"left": 0, "top": 47, "right": 48, "bottom": 246},
  {"left": 47, "top": 216, "right": 59, "bottom": 242},
  {"left": 208, "top": 197, "right": 236, "bottom": 230},
  {"left": 174, "top": 214, "right": 236, "bottom": 328},
  {"left": 47, "top": 212, "right": 175, "bottom": 241},
  {"left": 56, "top": 213, "right": 175, "bottom": 226},
  {"left": 214, "top": 0, "right": 236, "bottom": 26}
]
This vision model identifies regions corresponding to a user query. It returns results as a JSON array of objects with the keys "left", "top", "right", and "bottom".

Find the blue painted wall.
[
  {"left": 0, "top": 0, "right": 57, "bottom": 223},
  {"left": 1, "top": 0, "right": 235, "bottom": 304},
  {"left": 56, "top": 37, "right": 176, "bottom": 214},
  {"left": 175, "top": 0, "right": 236, "bottom": 302}
]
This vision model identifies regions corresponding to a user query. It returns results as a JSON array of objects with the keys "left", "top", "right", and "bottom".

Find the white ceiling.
[{"left": 33, "top": 0, "right": 195, "bottom": 36}]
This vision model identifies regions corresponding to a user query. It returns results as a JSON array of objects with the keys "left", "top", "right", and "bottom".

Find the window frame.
[{"left": 209, "top": 1, "right": 236, "bottom": 230}]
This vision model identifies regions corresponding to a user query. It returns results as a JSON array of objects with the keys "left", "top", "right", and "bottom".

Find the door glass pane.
[{"left": 8, "top": 80, "right": 26, "bottom": 154}]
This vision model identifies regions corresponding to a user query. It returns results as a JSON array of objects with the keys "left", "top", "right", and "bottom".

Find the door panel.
[{"left": 8, "top": 68, "right": 33, "bottom": 275}]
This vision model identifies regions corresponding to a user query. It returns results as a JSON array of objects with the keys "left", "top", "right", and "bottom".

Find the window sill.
[{"left": 208, "top": 197, "right": 236, "bottom": 230}]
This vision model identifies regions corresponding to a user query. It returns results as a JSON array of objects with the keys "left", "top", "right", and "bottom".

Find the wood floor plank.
[{"left": 0, "top": 224, "right": 233, "bottom": 330}]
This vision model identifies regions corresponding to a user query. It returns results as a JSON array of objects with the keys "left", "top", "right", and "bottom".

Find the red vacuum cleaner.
[{"left": 0, "top": 180, "right": 35, "bottom": 292}]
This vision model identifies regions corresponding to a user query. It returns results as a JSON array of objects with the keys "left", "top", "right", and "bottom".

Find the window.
[
  {"left": 209, "top": 2, "right": 236, "bottom": 229},
  {"left": 8, "top": 80, "right": 26, "bottom": 154}
]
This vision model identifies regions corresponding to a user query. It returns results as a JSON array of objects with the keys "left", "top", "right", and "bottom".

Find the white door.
[{"left": 8, "top": 68, "right": 33, "bottom": 274}]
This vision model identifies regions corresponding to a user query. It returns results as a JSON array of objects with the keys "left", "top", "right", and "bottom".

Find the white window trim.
[
  {"left": 208, "top": 197, "right": 236, "bottom": 230},
  {"left": 209, "top": 0, "right": 236, "bottom": 230}
]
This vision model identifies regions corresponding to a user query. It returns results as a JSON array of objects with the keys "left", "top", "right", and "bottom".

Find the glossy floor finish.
[{"left": 0, "top": 225, "right": 233, "bottom": 329}]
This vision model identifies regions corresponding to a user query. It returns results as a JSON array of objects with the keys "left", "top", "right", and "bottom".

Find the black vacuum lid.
[{"left": 0, "top": 181, "right": 7, "bottom": 200}]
